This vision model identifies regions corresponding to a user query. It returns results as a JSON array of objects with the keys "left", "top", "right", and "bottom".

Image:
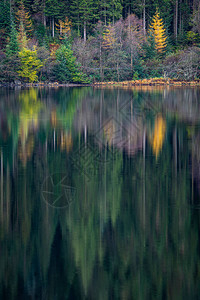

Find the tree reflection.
[{"left": 0, "top": 87, "right": 199, "bottom": 299}]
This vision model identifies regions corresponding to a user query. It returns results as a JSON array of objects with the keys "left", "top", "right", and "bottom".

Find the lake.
[{"left": 0, "top": 86, "right": 200, "bottom": 299}]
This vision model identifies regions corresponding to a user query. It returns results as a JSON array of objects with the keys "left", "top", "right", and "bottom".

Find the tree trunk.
[
  {"left": 131, "top": 50, "right": 133, "bottom": 68},
  {"left": 52, "top": 16, "right": 54, "bottom": 38},
  {"left": 100, "top": 42, "right": 103, "bottom": 81},
  {"left": 43, "top": 0, "right": 46, "bottom": 27},
  {"left": 174, "top": 0, "right": 178, "bottom": 39},
  {"left": 84, "top": 21, "right": 86, "bottom": 42},
  {"left": 78, "top": 14, "right": 80, "bottom": 36},
  {"left": 179, "top": 0, "right": 182, "bottom": 35},
  {"left": 9, "top": 0, "right": 12, "bottom": 19},
  {"left": 43, "top": 15, "right": 46, "bottom": 27},
  {"left": 117, "top": 63, "right": 119, "bottom": 82},
  {"left": 143, "top": 0, "right": 146, "bottom": 36}
]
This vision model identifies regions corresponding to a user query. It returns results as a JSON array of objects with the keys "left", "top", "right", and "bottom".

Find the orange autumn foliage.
[
  {"left": 102, "top": 25, "right": 116, "bottom": 50},
  {"left": 56, "top": 17, "right": 72, "bottom": 39},
  {"left": 149, "top": 10, "right": 167, "bottom": 54},
  {"left": 151, "top": 115, "right": 166, "bottom": 158}
]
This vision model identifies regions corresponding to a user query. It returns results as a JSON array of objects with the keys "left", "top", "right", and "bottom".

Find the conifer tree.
[
  {"left": 54, "top": 39, "right": 88, "bottom": 83},
  {"left": 0, "top": 1, "right": 10, "bottom": 31},
  {"left": 6, "top": 20, "right": 19, "bottom": 57},
  {"left": 79, "top": 0, "right": 94, "bottom": 42},
  {"left": 17, "top": 22, "right": 28, "bottom": 49},
  {"left": 110, "top": 0, "right": 123, "bottom": 24},
  {"left": 70, "top": 0, "right": 81, "bottom": 35},
  {"left": 45, "top": 0, "right": 64, "bottom": 37},
  {"left": 15, "top": 0, "right": 33, "bottom": 36},
  {"left": 149, "top": 9, "right": 167, "bottom": 54},
  {"left": 100, "top": 0, "right": 122, "bottom": 25}
]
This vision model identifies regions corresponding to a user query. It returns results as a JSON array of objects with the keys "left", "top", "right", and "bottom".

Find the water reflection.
[
  {"left": 0, "top": 87, "right": 200, "bottom": 299},
  {"left": 150, "top": 114, "right": 166, "bottom": 158}
]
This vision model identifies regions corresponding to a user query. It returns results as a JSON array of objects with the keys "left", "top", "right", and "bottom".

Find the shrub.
[
  {"left": 18, "top": 47, "right": 43, "bottom": 82},
  {"left": 163, "top": 47, "right": 200, "bottom": 80},
  {"left": 54, "top": 41, "right": 89, "bottom": 83}
]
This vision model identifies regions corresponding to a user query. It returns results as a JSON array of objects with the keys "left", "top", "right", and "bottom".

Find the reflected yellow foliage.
[
  {"left": 18, "top": 89, "right": 42, "bottom": 145},
  {"left": 66, "top": 133, "right": 73, "bottom": 152},
  {"left": 19, "top": 117, "right": 38, "bottom": 147},
  {"left": 51, "top": 110, "right": 57, "bottom": 127},
  {"left": 18, "top": 135, "right": 34, "bottom": 166},
  {"left": 59, "top": 131, "right": 73, "bottom": 152},
  {"left": 151, "top": 115, "right": 166, "bottom": 158},
  {"left": 104, "top": 120, "right": 115, "bottom": 146}
]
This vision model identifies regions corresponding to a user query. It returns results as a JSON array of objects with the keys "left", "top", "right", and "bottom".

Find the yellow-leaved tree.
[
  {"left": 56, "top": 17, "right": 72, "bottom": 39},
  {"left": 149, "top": 10, "right": 167, "bottom": 54},
  {"left": 17, "top": 23, "right": 28, "bottom": 49},
  {"left": 15, "top": 0, "right": 33, "bottom": 36},
  {"left": 102, "top": 25, "right": 116, "bottom": 50},
  {"left": 18, "top": 47, "right": 43, "bottom": 82}
]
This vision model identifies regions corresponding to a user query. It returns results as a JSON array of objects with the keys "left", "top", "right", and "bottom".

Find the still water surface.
[{"left": 0, "top": 87, "right": 200, "bottom": 299}]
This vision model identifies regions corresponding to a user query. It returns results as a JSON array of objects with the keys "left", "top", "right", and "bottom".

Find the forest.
[{"left": 0, "top": 0, "right": 200, "bottom": 83}]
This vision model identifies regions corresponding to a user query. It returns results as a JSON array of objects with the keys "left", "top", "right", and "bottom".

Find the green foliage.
[
  {"left": 0, "top": 1, "right": 10, "bottom": 48},
  {"left": 6, "top": 21, "right": 19, "bottom": 57},
  {"left": 18, "top": 47, "right": 43, "bottom": 82},
  {"left": 142, "top": 33, "right": 156, "bottom": 60},
  {"left": 100, "top": 0, "right": 122, "bottom": 24},
  {"left": 0, "top": 1, "right": 10, "bottom": 30},
  {"left": 186, "top": 31, "right": 199, "bottom": 45},
  {"left": 45, "top": 0, "right": 63, "bottom": 18},
  {"left": 132, "top": 71, "right": 139, "bottom": 80},
  {"left": 54, "top": 41, "right": 89, "bottom": 83},
  {"left": 35, "top": 23, "right": 48, "bottom": 46},
  {"left": 133, "top": 59, "right": 146, "bottom": 79}
]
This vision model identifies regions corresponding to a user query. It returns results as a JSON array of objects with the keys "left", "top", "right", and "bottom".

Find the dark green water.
[{"left": 0, "top": 86, "right": 200, "bottom": 299}]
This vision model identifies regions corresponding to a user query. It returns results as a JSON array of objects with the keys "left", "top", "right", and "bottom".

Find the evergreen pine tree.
[
  {"left": 6, "top": 20, "right": 19, "bottom": 57},
  {"left": 54, "top": 39, "right": 88, "bottom": 83},
  {"left": 79, "top": 0, "right": 94, "bottom": 41},
  {"left": 45, "top": 0, "right": 64, "bottom": 37},
  {"left": 100, "top": 0, "right": 122, "bottom": 25},
  {"left": 70, "top": 0, "right": 81, "bottom": 36}
]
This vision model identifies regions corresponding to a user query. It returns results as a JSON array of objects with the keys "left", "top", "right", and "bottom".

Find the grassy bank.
[{"left": 94, "top": 78, "right": 200, "bottom": 87}]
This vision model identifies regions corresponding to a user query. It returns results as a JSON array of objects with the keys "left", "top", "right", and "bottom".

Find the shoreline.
[
  {"left": 93, "top": 78, "right": 200, "bottom": 87},
  {"left": 1, "top": 78, "right": 200, "bottom": 88},
  {"left": 0, "top": 82, "right": 91, "bottom": 88}
]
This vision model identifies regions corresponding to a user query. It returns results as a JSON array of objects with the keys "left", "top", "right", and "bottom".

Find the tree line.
[{"left": 0, "top": 0, "right": 200, "bottom": 83}]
